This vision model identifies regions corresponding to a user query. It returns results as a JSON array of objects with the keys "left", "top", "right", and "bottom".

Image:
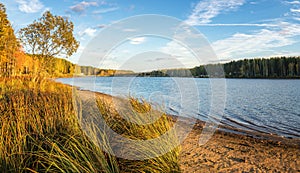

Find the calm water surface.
[{"left": 57, "top": 77, "right": 300, "bottom": 138}]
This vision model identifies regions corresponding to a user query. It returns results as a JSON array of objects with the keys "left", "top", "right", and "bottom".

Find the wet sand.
[{"left": 76, "top": 89, "right": 300, "bottom": 172}]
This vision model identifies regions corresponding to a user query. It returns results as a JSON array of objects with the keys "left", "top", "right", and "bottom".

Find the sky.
[{"left": 2, "top": 0, "right": 300, "bottom": 72}]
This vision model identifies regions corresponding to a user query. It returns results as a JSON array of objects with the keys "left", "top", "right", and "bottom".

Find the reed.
[
  {"left": 0, "top": 77, "right": 180, "bottom": 172},
  {"left": 97, "top": 97, "right": 180, "bottom": 172}
]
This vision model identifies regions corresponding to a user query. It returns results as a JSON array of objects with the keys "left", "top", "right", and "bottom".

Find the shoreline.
[
  {"left": 62, "top": 79, "right": 300, "bottom": 145},
  {"left": 54, "top": 75, "right": 300, "bottom": 80},
  {"left": 57, "top": 80, "right": 300, "bottom": 172},
  {"left": 74, "top": 87, "right": 300, "bottom": 172},
  {"left": 75, "top": 88, "right": 300, "bottom": 146}
]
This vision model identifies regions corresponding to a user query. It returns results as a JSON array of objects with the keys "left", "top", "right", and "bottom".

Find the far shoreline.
[{"left": 54, "top": 75, "right": 300, "bottom": 80}]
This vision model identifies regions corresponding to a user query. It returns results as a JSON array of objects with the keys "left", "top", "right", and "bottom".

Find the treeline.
[
  {"left": 143, "top": 57, "right": 300, "bottom": 78},
  {"left": 194, "top": 57, "right": 300, "bottom": 78},
  {"left": 222, "top": 57, "right": 300, "bottom": 78},
  {"left": 15, "top": 54, "right": 75, "bottom": 77},
  {"left": 78, "top": 66, "right": 132, "bottom": 76},
  {"left": 137, "top": 69, "right": 192, "bottom": 77},
  {"left": 12, "top": 53, "right": 128, "bottom": 77}
]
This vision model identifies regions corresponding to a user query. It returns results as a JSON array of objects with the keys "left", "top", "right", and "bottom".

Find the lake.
[{"left": 56, "top": 77, "right": 300, "bottom": 139}]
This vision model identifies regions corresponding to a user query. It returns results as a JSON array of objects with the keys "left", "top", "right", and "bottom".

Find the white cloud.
[
  {"left": 212, "top": 22, "right": 300, "bottom": 58},
  {"left": 78, "top": 28, "right": 97, "bottom": 37},
  {"left": 285, "top": 1, "right": 300, "bottom": 5},
  {"left": 294, "top": 17, "right": 300, "bottom": 20},
  {"left": 185, "top": 0, "right": 245, "bottom": 25},
  {"left": 249, "top": 1, "right": 259, "bottom": 5},
  {"left": 291, "top": 8, "right": 300, "bottom": 13},
  {"left": 129, "top": 37, "right": 146, "bottom": 45},
  {"left": 284, "top": 0, "right": 300, "bottom": 17},
  {"left": 92, "top": 7, "right": 119, "bottom": 14},
  {"left": 16, "top": 0, "right": 44, "bottom": 13},
  {"left": 195, "top": 23, "right": 277, "bottom": 27},
  {"left": 70, "top": 1, "right": 98, "bottom": 13}
]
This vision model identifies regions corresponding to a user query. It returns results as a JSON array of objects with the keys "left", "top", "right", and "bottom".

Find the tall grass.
[
  {"left": 96, "top": 97, "right": 180, "bottom": 172},
  {"left": 0, "top": 77, "right": 180, "bottom": 172},
  {"left": 0, "top": 77, "right": 118, "bottom": 172}
]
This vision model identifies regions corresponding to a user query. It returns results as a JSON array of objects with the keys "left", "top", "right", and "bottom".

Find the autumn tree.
[
  {"left": 19, "top": 11, "right": 79, "bottom": 75},
  {"left": 0, "top": 3, "right": 19, "bottom": 76}
]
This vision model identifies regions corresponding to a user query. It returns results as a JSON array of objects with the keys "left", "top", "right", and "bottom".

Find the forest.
[
  {"left": 194, "top": 57, "right": 300, "bottom": 78},
  {"left": 136, "top": 56, "right": 300, "bottom": 78}
]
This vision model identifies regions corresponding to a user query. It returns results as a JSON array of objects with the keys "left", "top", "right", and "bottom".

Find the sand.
[
  {"left": 179, "top": 124, "right": 299, "bottom": 172},
  {"left": 76, "top": 89, "right": 300, "bottom": 172}
]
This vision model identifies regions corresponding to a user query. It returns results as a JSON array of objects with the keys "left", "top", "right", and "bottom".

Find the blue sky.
[{"left": 2, "top": 0, "right": 300, "bottom": 71}]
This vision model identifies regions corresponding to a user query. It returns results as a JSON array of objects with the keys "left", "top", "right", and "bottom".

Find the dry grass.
[
  {"left": 0, "top": 77, "right": 118, "bottom": 172},
  {"left": 96, "top": 97, "right": 180, "bottom": 172},
  {"left": 0, "top": 77, "right": 180, "bottom": 172}
]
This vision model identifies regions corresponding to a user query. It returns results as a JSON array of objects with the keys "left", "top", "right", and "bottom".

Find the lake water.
[{"left": 56, "top": 77, "right": 300, "bottom": 139}]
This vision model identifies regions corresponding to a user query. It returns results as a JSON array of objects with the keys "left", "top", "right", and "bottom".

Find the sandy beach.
[
  {"left": 179, "top": 122, "right": 299, "bottom": 172},
  {"left": 76, "top": 89, "right": 300, "bottom": 172}
]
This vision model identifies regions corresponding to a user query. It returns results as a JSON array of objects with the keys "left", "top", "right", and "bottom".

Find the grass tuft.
[{"left": 0, "top": 77, "right": 180, "bottom": 172}]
